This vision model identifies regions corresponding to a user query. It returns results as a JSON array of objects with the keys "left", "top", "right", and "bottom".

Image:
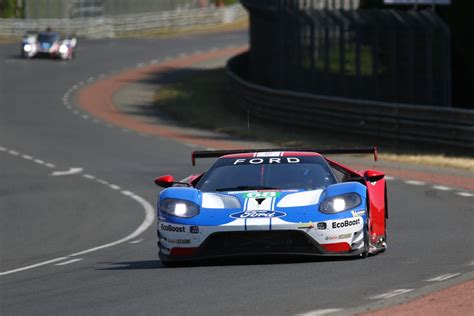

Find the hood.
[{"left": 159, "top": 182, "right": 366, "bottom": 226}]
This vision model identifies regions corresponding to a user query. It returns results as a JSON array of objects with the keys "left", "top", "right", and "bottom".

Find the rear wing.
[{"left": 191, "top": 146, "right": 377, "bottom": 166}]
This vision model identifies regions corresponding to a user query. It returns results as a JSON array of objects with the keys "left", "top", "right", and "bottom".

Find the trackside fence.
[
  {"left": 227, "top": 53, "right": 474, "bottom": 153},
  {"left": 241, "top": 0, "right": 451, "bottom": 107},
  {"left": 0, "top": 4, "right": 247, "bottom": 38}
]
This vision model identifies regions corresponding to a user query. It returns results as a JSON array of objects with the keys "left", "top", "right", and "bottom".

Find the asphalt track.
[{"left": 0, "top": 31, "right": 473, "bottom": 315}]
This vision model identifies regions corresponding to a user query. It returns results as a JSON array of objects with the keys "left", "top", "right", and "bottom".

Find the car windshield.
[
  {"left": 197, "top": 155, "right": 337, "bottom": 192},
  {"left": 38, "top": 33, "right": 59, "bottom": 43}
]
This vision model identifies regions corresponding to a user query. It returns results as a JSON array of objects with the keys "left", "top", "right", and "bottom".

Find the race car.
[
  {"left": 154, "top": 147, "right": 388, "bottom": 265},
  {"left": 21, "top": 30, "right": 76, "bottom": 60}
]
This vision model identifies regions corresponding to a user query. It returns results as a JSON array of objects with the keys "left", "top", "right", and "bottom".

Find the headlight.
[
  {"left": 59, "top": 45, "right": 68, "bottom": 54},
  {"left": 23, "top": 44, "right": 32, "bottom": 52},
  {"left": 160, "top": 198, "right": 200, "bottom": 218},
  {"left": 320, "top": 193, "right": 362, "bottom": 214}
]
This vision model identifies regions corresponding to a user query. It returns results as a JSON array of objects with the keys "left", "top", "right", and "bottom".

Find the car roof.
[{"left": 221, "top": 151, "right": 322, "bottom": 159}]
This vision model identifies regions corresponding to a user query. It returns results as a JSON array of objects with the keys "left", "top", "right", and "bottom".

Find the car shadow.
[
  {"left": 9, "top": 54, "right": 66, "bottom": 61},
  {"left": 97, "top": 255, "right": 360, "bottom": 270}
]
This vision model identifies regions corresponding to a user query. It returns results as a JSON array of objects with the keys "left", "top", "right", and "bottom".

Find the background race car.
[
  {"left": 154, "top": 147, "right": 388, "bottom": 265},
  {"left": 21, "top": 30, "right": 77, "bottom": 60}
]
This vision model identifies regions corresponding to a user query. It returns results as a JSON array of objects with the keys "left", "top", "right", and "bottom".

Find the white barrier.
[{"left": 0, "top": 4, "right": 247, "bottom": 38}]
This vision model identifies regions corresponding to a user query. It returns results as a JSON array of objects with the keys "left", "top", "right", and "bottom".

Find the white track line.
[
  {"left": 129, "top": 239, "right": 143, "bottom": 244},
  {"left": 426, "top": 273, "right": 461, "bottom": 282},
  {"left": 0, "top": 146, "right": 155, "bottom": 276},
  {"left": 0, "top": 257, "right": 69, "bottom": 276},
  {"left": 432, "top": 185, "right": 452, "bottom": 191},
  {"left": 109, "top": 184, "right": 121, "bottom": 190},
  {"left": 297, "top": 308, "right": 344, "bottom": 316},
  {"left": 370, "top": 289, "right": 414, "bottom": 299},
  {"left": 405, "top": 180, "right": 425, "bottom": 186},
  {"left": 68, "top": 194, "right": 154, "bottom": 257},
  {"left": 51, "top": 167, "right": 83, "bottom": 176},
  {"left": 96, "top": 179, "right": 109, "bottom": 185},
  {"left": 457, "top": 192, "right": 473, "bottom": 197},
  {"left": 55, "top": 258, "right": 83, "bottom": 266},
  {"left": 0, "top": 190, "right": 154, "bottom": 276}
]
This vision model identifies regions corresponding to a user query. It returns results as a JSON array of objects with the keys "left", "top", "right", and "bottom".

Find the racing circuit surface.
[{"left": 1, "top": 31, "right": 473, "bottom": 315}]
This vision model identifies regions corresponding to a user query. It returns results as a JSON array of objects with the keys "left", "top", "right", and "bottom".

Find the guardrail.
[
  {"left": 0, "top": 4, "right": 247, "bottom": 38},
  {"left": 227, "top": 52, "right": 474, "bottom": 153}
]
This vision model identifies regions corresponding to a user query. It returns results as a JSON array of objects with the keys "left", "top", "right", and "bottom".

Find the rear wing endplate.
[{"left": 191, "top": 146, "right": 377, "bottom": 166}]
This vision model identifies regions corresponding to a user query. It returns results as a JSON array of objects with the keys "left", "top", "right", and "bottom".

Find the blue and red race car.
[{"left": 154, "top": 147, "right": 387, "bottom": 265}]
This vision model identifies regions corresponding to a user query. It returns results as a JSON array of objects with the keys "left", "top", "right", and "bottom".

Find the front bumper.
[{"left": 157, "top": 218, "right": 366, "bottom": 262}]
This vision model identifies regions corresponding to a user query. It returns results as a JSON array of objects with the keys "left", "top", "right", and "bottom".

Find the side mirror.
[
  {"left": 154, "top": 175, "right": 175, "bottom": 188},
  {"left": 365, "top": 170, "right": 385, "bottom": 182},
  {"left": 154, "top": 175, "right": 192, "bottom": 188}
]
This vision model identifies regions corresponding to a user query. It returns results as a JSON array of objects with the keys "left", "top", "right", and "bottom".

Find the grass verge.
[
  {"left": 155, "top": 67, "right": 474, "bottom": 171},
  {"left": 0, "top": 35, "right": 18, "bottom": 43}
]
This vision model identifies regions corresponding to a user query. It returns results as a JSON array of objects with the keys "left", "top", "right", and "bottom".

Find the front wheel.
[{"left": 360, "top": 224, "right": 369, "bottom": 258}]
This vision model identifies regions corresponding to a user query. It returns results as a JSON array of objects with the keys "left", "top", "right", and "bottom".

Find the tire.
[
  {"left": 159, "top": 252, "right": 184, "bottom": 267},
  {"left": 360, "top": 224, "right": 369, "bottom": 258}
]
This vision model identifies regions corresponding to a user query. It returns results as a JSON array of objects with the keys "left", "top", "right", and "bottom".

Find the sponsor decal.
[
  {"left": 351, "top": 210, "right": 366, "bottom": 217},
  {"left": 244, "top": 191, "right": 281, "bottom": 198},
  {"left": 190, "top": 226, "right": 200, "bottom": 234},
  {"left": 298, "top": 221, "right": 314, "bottom": 229},
  {"left": 325, "top": 235, "right": 338, "bottom": 241},
  {"left": 176, "top": 239, "right": 191, "bottom": 244},
  {"left": 160, "top": 223, "right": 186, "bottom": 233},
  {"left": 233, "top": 157, "right": 301, "bottom": 165},
  {"left": 331, "top": 218, "right": 361, "bottom": 229},
  {"left": 338, "top": 233, "right": 352, "bottom": 239},
  {"left": 317, "top": 222, "right": 327, "bottom": 230},
  {"left": 163, "top": 238, "right": 191, "bottom": 244},
  {"left": 230, "top": 210, "right": 286, "bottom": 219}
]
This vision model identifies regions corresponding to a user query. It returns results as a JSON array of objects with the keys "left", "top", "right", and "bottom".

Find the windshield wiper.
[{"left": 215, "top": 186, "right": 278, "bottom": 192}]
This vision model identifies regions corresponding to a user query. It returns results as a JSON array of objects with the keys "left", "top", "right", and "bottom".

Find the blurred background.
[
  {"left": 1, "top": 0, "right": 472, "bottom": 154},
  {"left": 0, "top": 0, "right": 472, "bottom": 109}
]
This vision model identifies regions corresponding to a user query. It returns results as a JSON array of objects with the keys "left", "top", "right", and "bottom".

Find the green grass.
[
  {"left": 156, "top": 69, "right": 248, "bottom": 135},
  {"left": 156, "top": 68, "right": 387, "bottom": 148},
  {"left": 303, "top": 44, "right": 381, "bottom": 76},
  {"left": 155, "top": 67, "right": 473, "bottom": 166}
]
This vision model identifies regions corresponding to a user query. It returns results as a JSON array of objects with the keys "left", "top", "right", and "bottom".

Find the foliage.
[{"left": 0, "top": 0, "right": 16, "bottom": 18}]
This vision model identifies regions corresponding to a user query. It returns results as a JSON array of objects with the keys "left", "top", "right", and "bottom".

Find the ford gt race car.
[
  {"left": 21, "top": 30, "right": 76, "bottom": 60},
  {"left": 154, "top": 147, "right": 387, "bottom": 265}
]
